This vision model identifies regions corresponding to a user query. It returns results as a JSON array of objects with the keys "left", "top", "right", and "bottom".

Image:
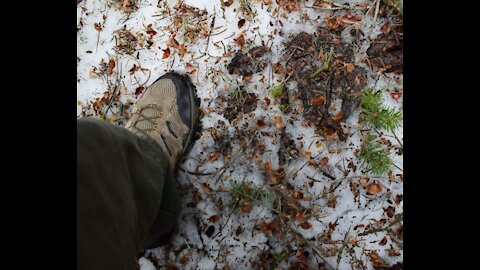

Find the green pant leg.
[{"left": 77, "top": 118, "right": 181, "bottom": 270}]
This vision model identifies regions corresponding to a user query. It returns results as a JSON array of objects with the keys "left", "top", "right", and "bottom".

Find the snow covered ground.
[{"left": 77, "top": 1, "right": 403, "bottom": 269}]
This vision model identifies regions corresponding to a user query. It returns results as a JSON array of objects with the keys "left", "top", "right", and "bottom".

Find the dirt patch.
[
  {"left": 367, "top": 23, "right": 403, "bottom": 74},
  {"left": 367, "top": 1, "right": 403, "bottom": 74},
  {"left": 221, "top": 87, "right": 258, "bottom": 124},
  {"left": 227, "top": 46, "right": 268, "bottom": 77},
  {"left": 284, "top": 29, "right": 367, "bottom": 141},
  {"left": 278, "top": 130, "right": 299, "bottom": 166}
]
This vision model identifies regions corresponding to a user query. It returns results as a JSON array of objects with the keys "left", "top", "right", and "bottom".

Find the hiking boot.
[{"left": 125, "top": 71, "right": 199, "bottom": 168}]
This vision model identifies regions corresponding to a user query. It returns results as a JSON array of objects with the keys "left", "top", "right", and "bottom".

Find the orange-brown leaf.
[
  {"left": 94, "top": 22, "right": 102, "bottom": 31},
  {"left": 345, "top": 63, "right": 355, "bottom": 73},
  {"left": 359, "top": 177, "right": 369, "bottom": 187},
  {"left": 313, "top": 0, "right": 332, "bottom": 8},
  {"left": 381, "top": 21, "right": 391, "bottom": 35},
  {"left": 129, "top": 64, "right": 139, "bottom": 75},
  {"left": 300, "top": 221, "right": 312, "bottom": 229},
  {"left": 366, "top": 183, "right": 382, "bottom": 195},
  {"left": 180, "top": 44, "right": 188, "bottom": 55},
  {"left": 208, "top": 214, "right": 221, "bottom": 223},
  {"left": 107, "top": 59, "right": 115, "bottom": 75},
  {"left": 260, "top": 222, "right": 274, "bottom": 236},
  {"left": 224, "top": 0, "right": 234, "bottom": 7},
  {"left": 293, "top": 191, "right": 304, "bottom": 200},
  {"left": 208, "top": 151, "right": 220, "bottom": 161},
  {"left": 301, "top": 151, "right": 312, "bottom": 158},
  {"left": 264, "top": 161, "right": 273, "bottom": 173},
  {"left": 135, "top": 86, "right": 145, "bottom": 96},
  {"left": 309, "top": 96, "right": 325, "bottom": 106},
  {"left": 274, "top": 116, "right": 285, "bottom": 129},
  {"left": 390, "top": 92, "right": 402, "bottom": 100},
  {"left": 146, "top": 24, "right": 157, "bottom": 36},
  {"left": 368, "top": 251, "right": 384, "bottom": 267},
  {"left": 179, "top": 255, "right": 189, "bottom": 264},
  {"left": 210, "top": 129, "right": 221, "bottom": 140},
  {"left": 238, "top": 19, "right": 246, "bottom": 28},
  {"left": 235, "top": 33, "right": 245, "bottom": 47},
  {"left": 162, "top": 47, "right": 171, "bottom": 59},
  {"left": 320, "top": 156, "right": 329, "bottom": 167},
  {"left": 168, "top": 34, "right": 180, "bottom": 47},
  {"left": 341, "top": 12, "right": 362, "bottom": 24},
  {"left": 332, "top": 111, "right": 345, "bottom": 122},
  {"left": 241, "top": 203, "right": 253, "bottom": 213},
  {"left": 201, "top": 183, "right": 214, "bottom": 195},
  {"left": 256, "top": 119, "right": 266, "bottom": 129}
]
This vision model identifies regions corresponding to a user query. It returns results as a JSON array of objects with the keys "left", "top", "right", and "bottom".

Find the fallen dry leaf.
[
  {"left": 274, "top": 116, "right": 285, "bottom": 129},
  {"left": 366, "top": 182, "right": 382, "bottom": 195},
  {"left": 390, "top": 92, "right": 402, "bottom": 100},
  {"left": 168, "top": 34, "right": 179, "bottom": 47},
  {"left": 94, "top": 22, "right": 102, "bottom": 31},
  {"left": 241, "top": 203, "right": 253, "bottom": 213},
  {"left": 210, "top": 129, "right": 221, "bottom": 140},
  {"left": 387, "top": 248, "right": 401, "bottom": 257},
  {"left": 208, "top": 151, "right": 220, "bottom": 161},
  {"left": 381, "top": 21, "right": 391, "bottom": 35},
  {"left": 235, "top": 33, "right": 245, "bottom": 47},
  {"left": 368, "top": 251, "right": 384, "bottom": 267},
  {"left": 224, "top": 0, "right": 234, "bottom": 7},
  {"left": 179, "top": 255, "right": 189, "bottom": 264},
  {"left": 177, "top": 44, "right": 188, "bottom": 56},
  {"left": 332, "top": 111, "right": 345, "bottom": 122},
  {"left": 208, "top": 214, "right": 221, "bottom": 223},
  {"left": 256, "top": 119, "right": 266, "bottom": 129},
  {"left": 301, "top": 119, "right": 310, "bottom": 127},
  {"left": 320, "top": 156, "right": 329, "bottom": 167},
  {"left": 146, "top": 23, "right": 157, "bottom": 36},
  {"left": 301, "top": 151, "right": 312, "bottom": 158},
  {"left": 314, "top": 0, "right": 332, "bottom": 8},
  {"left": 295, "top": 248, "right": 304, "bottom": 259},
  {"left": 272, "top": 168, "right": 285, "bottom": 183},
  {"left": 107, "top": 59, "right": 115, "bottom": 75},
  {"left": 129, "top": 64, "right": 140, "bottom": 75},
  {"left": 135, "top": 86, "right": 145, "bottom": 96},
  {"left": 379, "top": 236, "right": 388, "bottom": 246},
  {"left": 238, "top": 19, "right": 246, "bottom": 28},
  {"left": 201, "top": 183, "right": 214, "bottom": 195},
  {"left": 162, "top": 48, "right": 171, "bottom": 59},
  {"left": 265, "top": 161, "right": 273, "bottom": 173},
  {"left": 325, "top": 15, "right": 343, "bottom": 30},
  {"left": 359, "top": 177, "right": 369, "bottom": 187},
  {"left": 341, "top": 12, "right": 362, "bottom": 24},
  {"left": 260, "top": 222, "right": 274, "bottom": 236},
  {"left": 345, "top": 63, "right": 355, "bottom": 73},
  {"left": 395, "top": 194, "right": 403, "bottom": 205},
  {"left": 293, "top": 191, "right": 304, "bottom": 200},
  {"left": 385, "top": 206, "right": 395, "bottom": 219},
  {"left": 300, "top": 221, "right": 312, "bottom": 230},
  {"left": 263, "top": 0, "right": 272, "bottom": 5},
  {"left": 309, "top": 96, "right": 325, "bottom": 106}
]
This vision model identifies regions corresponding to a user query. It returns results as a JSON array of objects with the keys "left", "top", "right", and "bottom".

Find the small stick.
[
  {"left": 392, "top": 130, "right": 403, "bottom": 148},
  {"left": 373, "top": 0, "right": 381, "bottom": 24}
]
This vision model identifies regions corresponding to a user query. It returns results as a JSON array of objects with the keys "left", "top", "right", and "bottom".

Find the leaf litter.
[{"left": 77, "top": 0, "right": 403, "bottom": 269}]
